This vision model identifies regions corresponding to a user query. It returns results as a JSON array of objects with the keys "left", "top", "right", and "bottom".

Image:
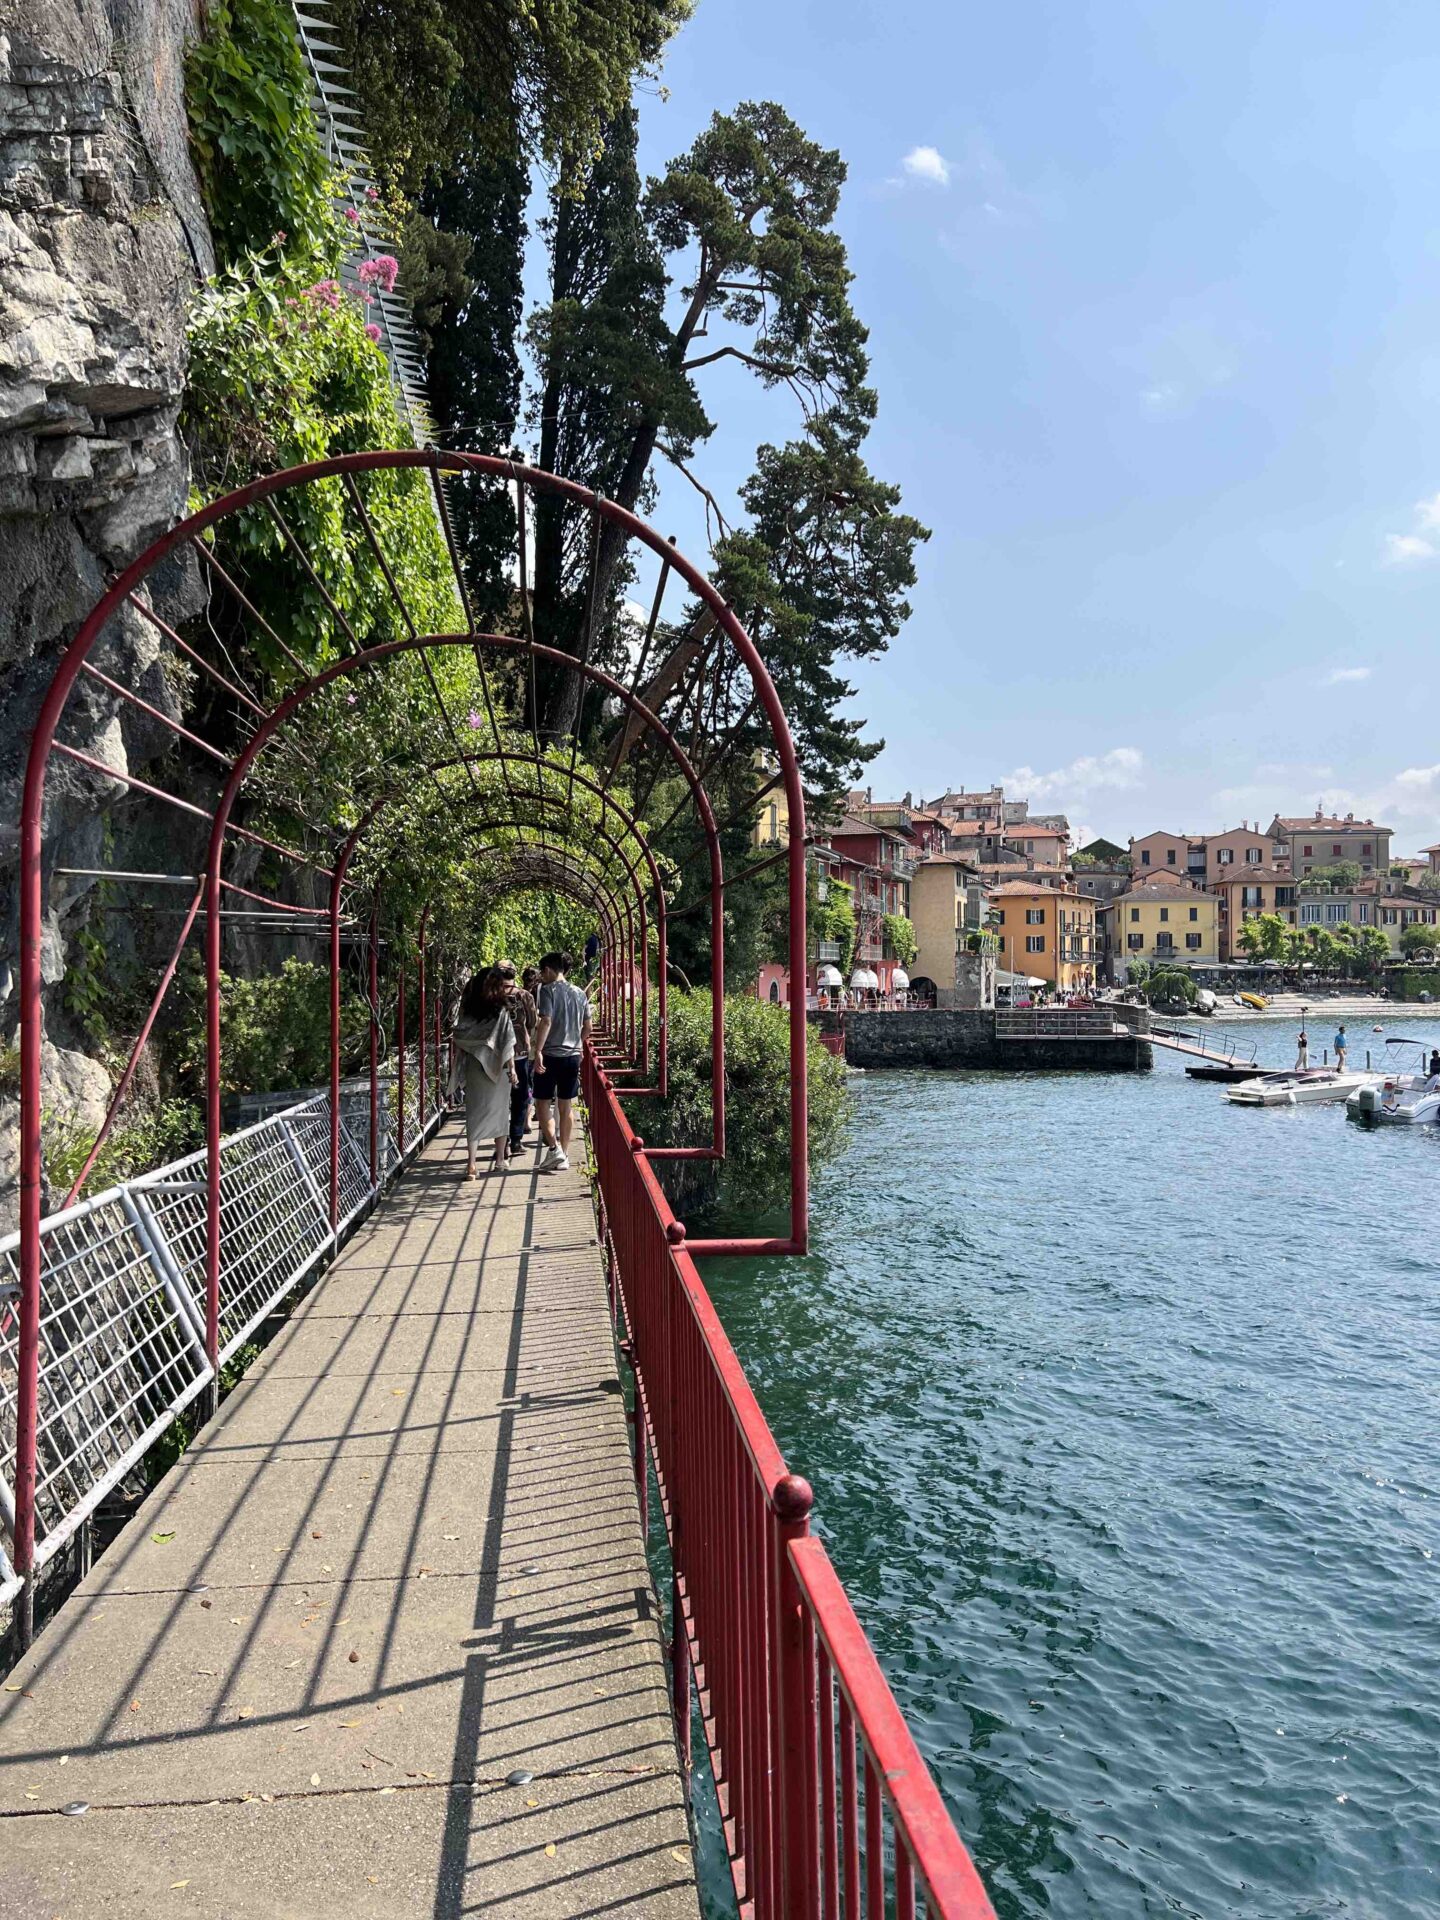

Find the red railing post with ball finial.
[{"left": 775, "top": 1470, "right": 819, "bottom": 1918}]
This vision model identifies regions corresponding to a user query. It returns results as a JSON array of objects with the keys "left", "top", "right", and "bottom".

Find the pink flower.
[
  {"left": 365, "top": 322, "right": 382, "bottom": 342},
  {"left": 466, "top": 709, "right": 483, "bottom": 730},
  {"left": 302, "top": 278, "right": 341, "bottom": 310},
  {"left": 365, "top": 185, "right": 379, "bottom": 202},
  {"left": 357, "top": 254, "right": 398, "bottom": 293},
  {"left": 344, "top": 207, "right": 360, "bottom": 225},
  {"left": 360, "top": 292, "right": 375, "bottom": 306},
  {"left": 346, "top": 692, "right": 358, "bottom": 707}
]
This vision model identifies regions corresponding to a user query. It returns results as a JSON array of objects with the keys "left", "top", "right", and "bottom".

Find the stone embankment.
[{"left": 837, "top": 1009, "right": 1152, "bottom": 1073}]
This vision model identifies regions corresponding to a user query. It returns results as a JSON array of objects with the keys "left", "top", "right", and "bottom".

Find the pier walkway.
[{"left": 0, "top": 1124, "right": 699, "bottom": 1919}]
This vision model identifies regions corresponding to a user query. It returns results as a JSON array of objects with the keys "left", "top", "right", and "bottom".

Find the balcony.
[
  {"left": 856, "top": 939, "right": 883, "bottom": 963},
  {"left": 816, "top": 939, "right": 842, "bottom": 963}
]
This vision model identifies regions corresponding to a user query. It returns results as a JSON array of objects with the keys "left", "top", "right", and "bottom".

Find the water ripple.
[{"left": 703, "top": 1019, "right": 1440, "bottom": 1919}]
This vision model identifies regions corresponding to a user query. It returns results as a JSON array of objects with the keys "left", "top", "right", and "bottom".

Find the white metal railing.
[{"left": 0, "top": 1060, "right": 444, "bottom": 1606}]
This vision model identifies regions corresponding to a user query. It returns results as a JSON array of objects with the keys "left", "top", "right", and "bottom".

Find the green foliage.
[
  {"left": 475, "top": 890, "right": 597, "bottom": 969},
  {"left": 1236, "top": 911, "right": 1289, "bottom": 963},
  {"left": 145, "top": 1342, "right": 263, "bottom": 1485},
  {"left": 1400, "top": 923, "right": 1437, "bottom": 959},
  {"left": 62, "top": 923, "right": 111, "bottom": 1047},
  {"left": 644, "top": 990, "right": 851, "bottom": 1219},
  {"left": 186, "top": 0, "right": 333, "bottom": 269},
  {"left": 0, "top": 1041, "right": 18, "bottom": 1098},
  {"left": 816, "top": 882, "right": 855, "bottom": 974},
  {"left": 326, "top": 0, "right": 691, "bottom": 198},
  {"left": 42, "top": 1101, "right": 204, "bottom": 1200},
  {"left": 1299, "top": 862, "right": 1362, "bottom": 892},
  {"left": 882, "top": 913, "right": 916, "bottom": 968},
  {"left": 1392, "top": 967, "right": 1440, "bottom": 1000},
  {"left": 170, "top": 961, "right": 371, "bottom": 1097},
  {"left": 1145, "top": 967, "right": 1198, "bottom": 1008}
]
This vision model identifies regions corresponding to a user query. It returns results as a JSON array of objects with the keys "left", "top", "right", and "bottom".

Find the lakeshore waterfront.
[{"left": 700, "top": 1015, "right": 1440, "bottom": 1919}]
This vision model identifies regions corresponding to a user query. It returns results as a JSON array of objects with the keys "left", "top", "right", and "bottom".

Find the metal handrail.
[
  {"left": 0, "top": 1066, "right": 443, "bottom": 1603},
  {"left": 584, "top": 1043, "right": 996, "bottom": 1918}
]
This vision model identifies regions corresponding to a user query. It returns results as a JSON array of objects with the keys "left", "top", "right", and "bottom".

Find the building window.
[
  {"left": 1303, "top": 844, "right": 1313, "bottom": 856},
  {"left": 1218, "top": 848, "right": 1233, "bottom": 864},
  {"left": 1358, "top": 903, "right": 1370, "bottom": 923},
  {"left": 1025, "top": 934, "right": 1045, "bottom": 953},
  {"left": 1332, "top": 844, "right": 1342, "bottom": 856},
  {"left": 1127, "top": 933, "right": 1143, "bottom": 950},
  {"left": 1301, "top": 903, "right": 1322, "bottom": 924},
  {"left": 1159, "top": 907, "right": 1169, "bottom": 922},
  {"left": 1167, "top": 849, "right": 1177, "bottom": 864},
  {"left": 1141, "top": 850, "right": 1151, "bottom": 865},
  {"left": 1363, "top": 843, "right": 1372, "bottom": 856},
  {"left": 1186, "top": 933, "right": 1202, "bottom": 949},
  {"left": 1025, "top": 908, "right": 1044, "bottom": 924},
  {"left": 1326, "top": 903, "right": 1347, "bottom": 924},
  {"left": 995, "top": 910, "right": 1005, "bottom": 926},
  {"left": 1189, "top": 906, "right": 1199, "bottom": 921},
  {"left": 1245, "top": 848, "right": 1261, "bottom": 863},
  {"left": 1156, "top": 933, "right": 1174, "bottom": 951},
  {"left": 1129, "top": 907, "right": 1140, "bottom": 923},
  {"left": 1276, "top": 887, "right": 1293, "bottom": 906}
]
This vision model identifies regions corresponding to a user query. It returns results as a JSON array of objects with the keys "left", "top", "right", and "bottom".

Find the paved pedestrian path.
[{"left": 0, "top": 1125, "right": 699, "bottom": 1919}]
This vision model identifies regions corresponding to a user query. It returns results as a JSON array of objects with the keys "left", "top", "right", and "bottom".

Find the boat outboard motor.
[{"left": 1354, "top": 1084, "right": 1382, "bottom": 1122}]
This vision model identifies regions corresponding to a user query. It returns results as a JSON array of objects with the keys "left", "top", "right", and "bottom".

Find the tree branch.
[
  {"left": 683, "top": 344, "right": 799, "bottom": 376},
  {"left": 659, "top": 441, "right": 733, "bottom": 544}
]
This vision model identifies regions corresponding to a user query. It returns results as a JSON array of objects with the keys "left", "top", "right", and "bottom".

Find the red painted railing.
[{"left": 584, "top": 1045, "right": 997, "bottom": 1920}]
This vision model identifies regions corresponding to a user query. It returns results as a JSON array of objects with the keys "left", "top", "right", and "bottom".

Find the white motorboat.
[
  {"left": 1349, "top": 1081, "right": 1440, "bottom": 1125},
  {"left": 1226, "top": 1068, "right": 1378, "bottom": 1107},
  {"left": 1345, "top": 1040, "right": 1438, "bottom": 1124}
]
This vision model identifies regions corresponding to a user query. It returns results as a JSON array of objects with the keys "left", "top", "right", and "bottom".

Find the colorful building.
[
  {"left": 989, "top": 880, "right": 1097, "bottom": 994},
  {"left": 1210, "top": 868, "right": 1297, "bottom": 960},
  {"left": 1267, "top": 810, "right": 1391, "bottom": 877},
  {"left": 1113, "top": 876, "right": 1219, "bottom": 973}
]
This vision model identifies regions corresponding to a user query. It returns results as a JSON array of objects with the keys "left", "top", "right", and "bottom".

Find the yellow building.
[
  {"left": 990, "top": 881, "right": 1097, "bottom": 993},
  {"left": 1115, "top": 878, "right": 1218, "bottom": 971}
]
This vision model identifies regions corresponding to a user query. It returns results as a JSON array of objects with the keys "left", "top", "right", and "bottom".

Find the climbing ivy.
[
  {"left": 186, "top": 0, "right": 334, "bottom": 269},
  {"left": 882, "top": 912, "right": 916, "bottom": 968}
]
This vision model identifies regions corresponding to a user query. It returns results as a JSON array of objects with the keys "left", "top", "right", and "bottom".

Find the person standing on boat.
[
  {"left": 1333, "top": 1024, "right": 1348, "bottom": 1068},
  {"left": 1295, "top": 1028, "right": 1309, "bottom": 1070}
]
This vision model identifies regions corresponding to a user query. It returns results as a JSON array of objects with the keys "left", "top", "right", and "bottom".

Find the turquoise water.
[{"left": 699, "top": 1016, "right": 1440, "bottom": 1919}]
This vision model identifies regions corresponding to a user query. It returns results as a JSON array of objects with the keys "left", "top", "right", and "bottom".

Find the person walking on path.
[
  {"left": 451, "top": 968, "right": 517, "bottom": 1178},
  {"left": 1295, "top": 1028, "right": 1309, "bottom": 1070},
  {"left": 1333, "top": 1024, "right": 1348, "bottom": 1069},
  {"left": 497, "top": 959, "right": 537, "bottom": 1160},
  {"left": 533, "top": 949, "right": 591, "bottom": 1174}
]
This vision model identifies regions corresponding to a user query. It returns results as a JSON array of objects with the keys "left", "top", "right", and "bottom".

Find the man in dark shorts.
[
  {"left": 532, "top": 950, "right": 591, "bottom": 1173},
  {"left": 496, "top": 959, "right": 536, "bottom": 1159}
]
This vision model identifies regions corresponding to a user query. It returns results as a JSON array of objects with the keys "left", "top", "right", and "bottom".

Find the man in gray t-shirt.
[{"left": 532, "top": 950, "right": 591, "bottom": 1173}]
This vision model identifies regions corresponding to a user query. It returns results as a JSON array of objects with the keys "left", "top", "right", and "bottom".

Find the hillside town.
[{"left": 753, "top": 785, "right": 1440, "bottom": 1008}]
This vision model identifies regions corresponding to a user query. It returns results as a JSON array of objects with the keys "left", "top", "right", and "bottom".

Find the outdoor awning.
[
  {"left": 849, "top": 968, "right": 879, "bottom": 991},
  {"left": 817, "top": 965, "right": 844, "bottom": 987},
  {"left": 891, "top": 968, "right": 910, "bottom": 990}
]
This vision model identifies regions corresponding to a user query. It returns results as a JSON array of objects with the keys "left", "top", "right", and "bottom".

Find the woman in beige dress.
[{"left": 451, "top": 968, "right": 518, "bottom": 1177}]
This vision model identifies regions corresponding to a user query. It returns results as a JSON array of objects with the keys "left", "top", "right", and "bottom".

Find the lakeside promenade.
[{"left": 0, "top": 1127, "right": 698, "bottom": 1918}]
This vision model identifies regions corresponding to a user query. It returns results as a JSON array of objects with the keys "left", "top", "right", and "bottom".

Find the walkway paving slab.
[{"left": 0, "top": 1124, "right": 698, "bottom": 1917}]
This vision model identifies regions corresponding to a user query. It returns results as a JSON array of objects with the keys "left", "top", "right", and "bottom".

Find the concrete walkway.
[{"left": 0, "top": 1125, "right": 700, "bottom": 1919}]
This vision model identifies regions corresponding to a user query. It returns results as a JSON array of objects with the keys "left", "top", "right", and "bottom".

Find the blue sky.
[{"left": 619, "top": 0, "right": 1440, "bottom": 848}]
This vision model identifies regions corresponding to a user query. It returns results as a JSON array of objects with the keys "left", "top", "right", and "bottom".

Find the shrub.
[
  {"left": 643, "top": 991, "right": 851, "bottom": 1220},
  {"left": 42, "top": 1101, "right": 204, "bottom": 1199},
  {"left": 170, "top": 959, "right": 372, "bottom": 1096}
]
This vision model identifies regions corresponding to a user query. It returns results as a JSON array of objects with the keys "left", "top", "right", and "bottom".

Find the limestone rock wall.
[{"left": 0, "top": 0, "right": 216, "bottom": 1223}]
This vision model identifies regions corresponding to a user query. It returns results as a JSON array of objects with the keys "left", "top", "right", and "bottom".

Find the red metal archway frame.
[{"left": 14, "top": 451, "right": 811, "bottom": 1624}]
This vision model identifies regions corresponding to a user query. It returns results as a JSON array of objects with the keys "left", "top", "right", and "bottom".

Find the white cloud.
[
  {"left": 1383, "top": 531, "right": 1436, "bottom": 565},
  {"left": 1414, "top": 492, "right": 1440, "bottom": 531},
  {"left": 1002, "top": 747, "right": 1144, "bottom": 807},
  {"left": 1322, "top": 666, "right": 1371, "bottom": 686},
  {"left": 901, "top": 145, "right": 951, "bottom": 187}
]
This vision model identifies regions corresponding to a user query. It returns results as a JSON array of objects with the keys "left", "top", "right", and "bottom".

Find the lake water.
[{"left": 698, "top": 1014, "right": 1440, "bottom": 1919}]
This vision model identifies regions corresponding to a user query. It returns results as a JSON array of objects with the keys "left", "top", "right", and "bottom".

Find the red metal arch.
[{"left": 15, "top": 454, "right": 812, "bottom": 1625}]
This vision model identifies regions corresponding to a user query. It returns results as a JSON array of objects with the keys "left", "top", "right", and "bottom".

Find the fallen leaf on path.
[
  {"left": 310, "top": 1773, "right": 321, "bottom": 1787},
  {"left": 544, "top": 1843, "right": 557, "bottom": 1858},
  {"left": 152, "top": 1531, "right": 176, "bottom": 1544},
  {"left": 670, "top": 1848, "right": 690, "bottom": 1864},
  {"left": 348, "top": 1651, "right": 359, "bottom": 1664},
  {"left": 170, "top": 1881, "right": 190, "bottom": 1890}
]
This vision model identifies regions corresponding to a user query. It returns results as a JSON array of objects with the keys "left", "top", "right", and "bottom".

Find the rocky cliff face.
[{"left": 0, "top": 0, "right": 215, "bottom": 1222}]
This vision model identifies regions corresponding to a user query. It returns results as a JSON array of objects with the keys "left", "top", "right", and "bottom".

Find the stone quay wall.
[{"left": 838, "top": 1010, "right": 1152, "bottom": 1073}]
